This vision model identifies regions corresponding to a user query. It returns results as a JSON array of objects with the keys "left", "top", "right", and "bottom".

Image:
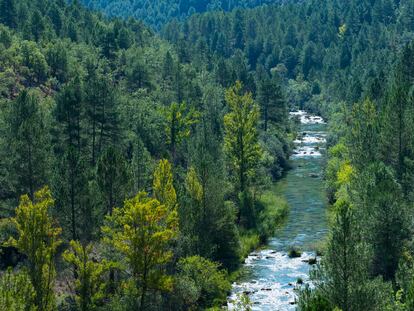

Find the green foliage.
[
  {"left": 8, "top": 187, "right": 61, "bottom": 311},
  {"left": 80, "top": 0, "right": 288, "bottom": 30},
  {"left": 153, "top": 159, "right": 177, "bottom": 210},
  {"left": 176, "top": 256, "right": 231, "bottom": 309},
  {"left": 239, "top": 231, "right": 260, "bottom": 260},
  {"left": 256, "top": 191, "right": 289, "bottom": 242},
  {"left": 97, "top": 146, "right": 130, "bottom": 216},
  {"left": 224, "top": 81, "right": 262, "bottom": 194},
  {"left": 4, "top": 90, "right": 51, "bottom": 200},
  {"left": 63, "top": 240, "right": 112, "bottom": 311},
  {"left": 102, "top": 191, "right": 179, "bottom": 309},
  {"left": 297, "top": 285, "right": 332, "bottom": 311},
  {"left": 163, "top": 102, "right": 199, "bottom": 160},
  {"left": 0, "top": 268, "right": 36, "bottom": 311}
]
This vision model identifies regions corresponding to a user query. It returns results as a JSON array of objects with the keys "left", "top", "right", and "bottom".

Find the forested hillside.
[
  {"left": 1, "top": 0, "right": 414, "bottom": 310},
  {"left": 0, "top": 0, "right": 291, "bottom": 309},
  {"left": 163, "top": 0, "right": 414, "bottom": 114},
  {"left": 80, "top": 0, "right": 295, "bottom": 30}
]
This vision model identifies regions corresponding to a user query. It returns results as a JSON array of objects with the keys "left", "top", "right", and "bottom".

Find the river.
[{"left": 228, "top": 111, "right": 328, "bottom": 310}]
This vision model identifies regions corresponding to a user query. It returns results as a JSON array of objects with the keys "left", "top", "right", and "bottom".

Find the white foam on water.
[
  {"left": 228, "top": 250, "right": 317, "bottom": 311},
  {"left": 290, "top": 110, "right": 326, "bottom": 125},
  {"left": 228, "top": 111, "right": 325, "bottom": 310}
]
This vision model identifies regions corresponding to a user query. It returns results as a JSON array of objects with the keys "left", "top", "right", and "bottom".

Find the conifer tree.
[
  {"left": 6, "top": 90, "right": 51, "bottom": 200},
  {"left": 0, "top": 0, "right": 17, "bottom": 28},
  {"left": 97, "top": 146, "right": 129, "bottom": 215}
]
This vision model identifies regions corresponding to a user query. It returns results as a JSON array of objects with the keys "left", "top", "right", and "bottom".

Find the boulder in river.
[
  {"left": 308, "top": 257, "right": 317, "bottom": 265},
  {"left": 309, "top": 173, "right": 319, "bottom": 178},
  {"left": 288, "top": 247, "right": 302, "bottom": 258}
]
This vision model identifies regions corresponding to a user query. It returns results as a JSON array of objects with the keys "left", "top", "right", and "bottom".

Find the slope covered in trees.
[
  {"left": 0, "top": 0, "right": 414, "bottom": 309},
  {"left": 80, "top": 0, "right": 297, "bottom": 30},
  {"left": 159, "top": 0, "right": 414, "bottom": 309},
  {"left": 0, "top": 0, "right": 292, "bottom": 309},
  {"left": 163, "top": 0, "right": 414, "bottom": 114}
]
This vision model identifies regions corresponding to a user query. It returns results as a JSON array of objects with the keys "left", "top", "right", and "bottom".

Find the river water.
[{"left": 228, "top": 111, "right": 328, "bottom": 310}]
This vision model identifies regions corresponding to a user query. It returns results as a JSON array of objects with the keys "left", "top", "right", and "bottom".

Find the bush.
[
  {"left": 239, "top": 231, "right": 260, "bottom": 259},
  {"left": 297, "top": 285, "right": 332, "bottom": 311},
  {"left": 257, "top": 191, "right": 289, "bottom": 242},
  {"left": 0, "top": 268, "right": 36, "bottom": 311},
  {"left": 175, "top": 256, "right": 231, "bottom": 309}
]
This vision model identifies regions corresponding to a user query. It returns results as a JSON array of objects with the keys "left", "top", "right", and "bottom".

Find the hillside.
[
  {"left": 0, "top": 0, "right": 292, "bottom": 309},
  {"left": 163, "top": 0, "right": 414, "bottom": 115},
  {"left": 1, "top": 0, "right": 414, "bottom": 310},
  {"left": 80, "top": 0, "right": 297, "bottom": 29}
]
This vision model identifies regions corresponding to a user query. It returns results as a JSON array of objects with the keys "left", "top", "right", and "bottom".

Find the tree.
[
  {"left": 97, "top": 146, "right": 129, "bottom": 216},
  {"left": 176, "top": 256, "right": 231, "bottom": 309},
  {"left": 102, "top": 192, "right": 178, "bottom": 310},
  {"left": 5, "top": 90, "right": 51, "bottom": 200},
  {"left": 224, "top": 81, "right": 262, "bottom": 194},
  {"left": 153, "top": 159, "right": 177, "bottom": 210},
  {"left": 257, "top": 74, "right": 287, "bottom": 132},
  {"left": 130, "top": 138, "right": 153, "bottom": 194},
  {"left": 316, "top": 199, "right": 373, "bottom": 311},
  {"left": 163, "top": 102, "right": 199, "bottom": 162},
  {"left": 8, "top": 187, "right": 61, "bottom": 311},
  {"left": 381, "top": 44, "right": 414, "bottom": 194},
  {"left": 0, "top": 0, "right": 17, "bottom": 28},
  {"left": 63, "top": 240, "right": 112, "bottom": 311},
  {"left": 85, "top": 70, "right": 119, "bottom": 165},
  {"left": 347, "top": 99, "right": 380, "bottom": 171},
  {"left": 356, "top": 163, "right": 409, "bottom": 280}
]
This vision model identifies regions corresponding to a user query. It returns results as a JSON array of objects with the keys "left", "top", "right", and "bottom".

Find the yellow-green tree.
[
  {"left": 8, "top": 187, "right": 61, "bottom": 311},
  {"left": 102, "top": 192, "right": 178, "bottom": 310},
  {"left": 224, "top": 81, "right": 262, "bottom": 194},
  {"left": 153, "top": 159, "right": 177, "bottom": 210},
  {"left": 0, "top": 269, "right": 36, "bottom": 311},
  {"left": 163, "top": 102, "right": 199, "bottom": 161},
  {"left": 63, "top": 241, "right": 113, "bottom": 311}
]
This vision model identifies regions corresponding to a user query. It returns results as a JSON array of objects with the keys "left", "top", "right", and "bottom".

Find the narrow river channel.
[{"left": 228, "top": 111, "right": 328, "bottom": 310}]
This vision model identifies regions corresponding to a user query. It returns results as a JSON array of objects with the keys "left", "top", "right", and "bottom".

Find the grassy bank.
[{"left": 239, "top": 190, "right": 289, "bottom": 260}]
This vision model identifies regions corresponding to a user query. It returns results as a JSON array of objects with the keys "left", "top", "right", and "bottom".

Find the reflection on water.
[{"left": 228, "top": 111, "right": 328, "bottom": 310}]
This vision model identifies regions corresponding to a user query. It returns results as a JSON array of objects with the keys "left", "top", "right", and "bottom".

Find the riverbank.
[
  {"left": 238, "top": 190, "right": 290, "bottom": 263},
  {"left": 228, "top": 111, "right": 328, "bottom": 310}
]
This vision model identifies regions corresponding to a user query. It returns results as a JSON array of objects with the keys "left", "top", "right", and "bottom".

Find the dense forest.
[
  {"left": 80, "top": 0, "right": 297, "bottom": 30},
  {"left": 0, "top": 0, "right": 413, "bottom": 310}
]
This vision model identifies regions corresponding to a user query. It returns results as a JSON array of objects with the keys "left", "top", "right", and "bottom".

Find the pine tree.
[
  {"left": 6, "top": 90, "right": 51, "bottom": 200},
  {"left": 0, "top": 269, "right": 36, "bottom": 311},
  {"left": 318, "top": 199, "right": 370, "bottom": 311},
  {"left": 0, "top": 0, "right": 17, "bottom": 28},
  {"left": 54, "top": 78, "right": 86, "bottom": 240},
  {"left": 257, "top": 74, "right": 286, "bottom": 132},
  {"left": 97, "top": 146, "right": 129, "bottom": 216},
  {"left": 85, "top": 70, "right": 119, "bottom": 165}
]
